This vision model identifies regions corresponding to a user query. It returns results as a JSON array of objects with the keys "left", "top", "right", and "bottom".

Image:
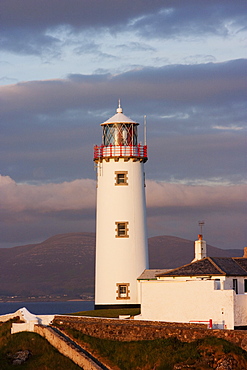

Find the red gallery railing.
[{"left": 94, "top": 144, "right": 148, "bottom": 161}]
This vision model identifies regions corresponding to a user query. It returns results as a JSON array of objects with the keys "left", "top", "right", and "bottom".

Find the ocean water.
[{"left": 0, "top": 301, "right": 94, "bottom": 316}]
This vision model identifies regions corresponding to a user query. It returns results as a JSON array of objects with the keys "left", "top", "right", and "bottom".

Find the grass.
[
  {"left": 57, "top": 326, "right": 247, "bottom": 370},
  {"left": 2, "top": 314, "right": 247, "bottom": 370},
  {"left": 70, "top": 307, "right": 140, "bottom": 318},
  {"left": 0, "top": 319, "right": 81, "bottom": 369}
]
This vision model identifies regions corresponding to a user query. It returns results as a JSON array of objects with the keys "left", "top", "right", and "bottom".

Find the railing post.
[{"left": 209, "top": 319, "right": 213, "bottom": 329}]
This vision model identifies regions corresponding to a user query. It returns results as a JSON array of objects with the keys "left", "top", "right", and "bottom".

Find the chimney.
[
  {"left": 244, "top": 247, "right": 247, "bottom": 258},
  {"left": 192, "top": 234, "right": 207, "bottom": 262}
]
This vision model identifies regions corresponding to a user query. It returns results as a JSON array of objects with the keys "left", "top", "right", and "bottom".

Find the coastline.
[
  {"left": 0, "top": 297, "right": 94, "bottom": 303},
  {"left": 0, "top": 300, "right": 95, "bottom": 316}
]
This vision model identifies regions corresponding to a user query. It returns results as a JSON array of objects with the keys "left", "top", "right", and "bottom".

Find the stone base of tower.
[{"left": 94, "top": 303, "right": 140, "bottom": 310}]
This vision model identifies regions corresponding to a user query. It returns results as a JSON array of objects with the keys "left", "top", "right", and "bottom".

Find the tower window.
[
  {"left": 116, "top": 283, "right": 130, "bottom": 300},
  {"left": 115, "top": 222, "right": 129, "bottom": 238},
  {"left": 115, "top": 171, "right": 128, "bottom": 185},
  {"left": 244, "top": 279, "right": 247, "bottom": 293}
]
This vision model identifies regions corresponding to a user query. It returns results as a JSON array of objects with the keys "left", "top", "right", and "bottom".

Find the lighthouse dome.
[{"left": 101, "top": 102, "right": 138, "bottom": 125}]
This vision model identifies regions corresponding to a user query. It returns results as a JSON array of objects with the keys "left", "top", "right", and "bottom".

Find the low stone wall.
[
  {"left": 53, "top": 316, "right": 247, "bottom": 352},
  {"left": 0, "top": 311, "right": 23, "bottom": 323},
  {"left": 34, "top": 324, "right": 109, "bottom": 370}
]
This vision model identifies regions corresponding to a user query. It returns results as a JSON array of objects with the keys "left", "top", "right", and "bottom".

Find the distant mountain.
[
  {"left": 0, "top": 233, "right": 95, "bottom": 300},
  {"left": 0, "top": 233, "right": 244, "bottom": 300},
  {"left": 148, "top": 235, "right": 243, "bottom": 269}
]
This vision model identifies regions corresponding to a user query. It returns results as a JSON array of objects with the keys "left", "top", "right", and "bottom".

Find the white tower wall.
[{"left": 95, "top": 158, "right": 149, "bottom": 306}]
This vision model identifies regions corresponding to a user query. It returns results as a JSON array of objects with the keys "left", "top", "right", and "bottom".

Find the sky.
[{"left": 0, "top": 0, "right": 246, "bottom": 250}]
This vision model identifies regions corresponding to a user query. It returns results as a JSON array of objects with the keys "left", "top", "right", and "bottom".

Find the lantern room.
[
  {"left": 101, "top": 102, "right": 138, "bottom": 146},
  {"left": 94, "top": 102, "right": 147, "bottom": 162}
]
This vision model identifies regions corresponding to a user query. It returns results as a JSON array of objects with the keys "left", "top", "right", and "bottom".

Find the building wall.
[
  {"left": 234, "top": 294, "right": 247, "bottom": 326},
  {"left": 139, "top": 279, "right": 237, "bottom": 329},
  {"left": 224, "top": 276, "right": 246, "bottom": 294},
  {"left": 95, "top": 158, "right": 148, "bottom": 306}
]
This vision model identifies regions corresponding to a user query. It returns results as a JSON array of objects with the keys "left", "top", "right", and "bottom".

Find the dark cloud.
[
  {"left": 133, "top": 2, "right": 247, "bottom": 39},
  {"left": 0, "top": 60, "right": 246, "bottom": 184},
  {"left": 1, "top": 0, "right": 164, "bottom": 29},
  {"left": 1, "top": 0, "right": 246, "bottom": 55},
  {"left": 1, "top": 0, "right": 163, "bottom": 54},
  {"left": 0, "top": 29, "right": 61, "bottom": 56},
  {"left": 2, "top": 59, "right": 246, "bottom": 115},
  {"left": 146, "top": 132, "right": 246, "bottom": 184}
]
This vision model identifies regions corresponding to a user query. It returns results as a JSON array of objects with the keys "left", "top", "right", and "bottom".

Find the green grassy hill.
[
  {"left": 1, "top": 317, "right": 247, "bottom": 370},
  {"left": 58, "top": 326, "right": 247, "bottom": 370},
  {"left": 0, "top": 319, "right": 80, "bottom": 369}
]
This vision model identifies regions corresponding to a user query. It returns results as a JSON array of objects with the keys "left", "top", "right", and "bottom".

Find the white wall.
[
  {"left": 224, "top": 276, "right": 246, "bottom": 293},
  {"left": 234, "top": 294, "right": 247, "bottom": 327},
  {"left": 11, "top": 322, "right": 37, "bottom": 334},
  {"left": 95, "top": 158, "right": 148, "bottom": 306},
  {"left": 139, "top": 279, "right": 236, "bottom": 329}
]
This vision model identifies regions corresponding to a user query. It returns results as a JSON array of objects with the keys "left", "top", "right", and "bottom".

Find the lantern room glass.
[{"left": 103, "top": 123, "right": 138, "bottom": 146}]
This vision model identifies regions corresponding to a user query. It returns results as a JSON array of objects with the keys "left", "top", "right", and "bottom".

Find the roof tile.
[{"left": 156, "top": 257, "right": 247, "bottom": 277}]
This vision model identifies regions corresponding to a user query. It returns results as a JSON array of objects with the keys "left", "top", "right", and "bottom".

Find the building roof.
[
  {"left": 137, "top": 269, "right": 172, "bottom": 280},
  {"left": 101, "top": 103, "right": 138, "bottom": 125},
  {"left": 234, "top": 258, "right": 247, "bottom": 272},
  {"left": 156, "top": 257, "right": 247, "bottom": 278}
]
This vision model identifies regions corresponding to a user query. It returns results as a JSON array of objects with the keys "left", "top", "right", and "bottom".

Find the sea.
[{"left": 0, "top": 301, "right": 94, "bottom": 316}]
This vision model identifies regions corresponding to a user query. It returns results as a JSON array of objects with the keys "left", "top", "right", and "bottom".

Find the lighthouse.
[{"left": 94, "top": 102, "right": 149, "bottom": 309}]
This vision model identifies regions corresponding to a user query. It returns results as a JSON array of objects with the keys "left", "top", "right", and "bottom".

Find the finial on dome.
[{"left": 116, "top": 99, "right": 123, "bottom": 113}]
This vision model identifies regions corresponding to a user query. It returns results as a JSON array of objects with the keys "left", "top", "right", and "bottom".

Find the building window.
[
  {"left": 115, "top": 171, "right": 128, "bottom": 185},
  {"left": 116, "top": 283, "right": 130, "bottom": 300},
  {"left": 233, "top": 279, "right": 238, "bottom": 294},
  {"left": 115, "top": 222, "right": 129, "bottom": 238},
  {"left": 215, "top": 279, "right": 221, "bottom": 290},
  {"left": 244, "top": 279, "right": 247, "bottom": 293}
]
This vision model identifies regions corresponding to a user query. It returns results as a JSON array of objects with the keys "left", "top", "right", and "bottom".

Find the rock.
[
  {"left": 12, "top": 350, "right": 31, "bottom": 365},
  {"left": 215, "top": 355, "right": 237, "bottom": 370}
]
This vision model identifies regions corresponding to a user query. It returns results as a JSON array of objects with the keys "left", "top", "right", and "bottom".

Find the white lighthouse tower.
[{"left": 94, "top": 102, "right": 149, "bottom": 309}]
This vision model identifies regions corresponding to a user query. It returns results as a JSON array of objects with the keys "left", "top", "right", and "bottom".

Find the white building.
[
  {"left": 94, "top": 103, "right": 149, "bottom": 309},
  {"left": 137, "top": 237, "right": 247, "bottom": 330}
]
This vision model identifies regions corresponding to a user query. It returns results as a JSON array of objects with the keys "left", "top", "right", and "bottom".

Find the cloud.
[
  {"left": 1, "top": 1, "right": 246, "bottom": 56},
  {"left": 133, "top": 2, "right": 247, "bottom": 39},
  {"left": 0, "top": 60, "right": 246, "bottom": 185},
  {"left": 0, "top": 175, "right": 246, "bottom": 249},
  {"left": 0, "top": 0, "right": 163, "bottom": 55},
  {"left": 1, "top": 59, "right": 246, "bottom": 115},
  {"left": 0, "top": 175, "right": 95, "bottom": 214},
  {"left": 146, "top": 131, "right": 246, "bottom": 184},
  {"left": 146, "top": 180, "right": 246, "bottom": 210},
  {"left": 2, "top": 174, "right": 245, "bottom": 215},
  {"left": 0, "top": 29, "right": 61, "bottom": 56},
  {"left": 1, "top": 0, "right": 164, "bottom": 30},
  {"left": 213, "top": 125, "right": 244, "bottom": 131}
]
